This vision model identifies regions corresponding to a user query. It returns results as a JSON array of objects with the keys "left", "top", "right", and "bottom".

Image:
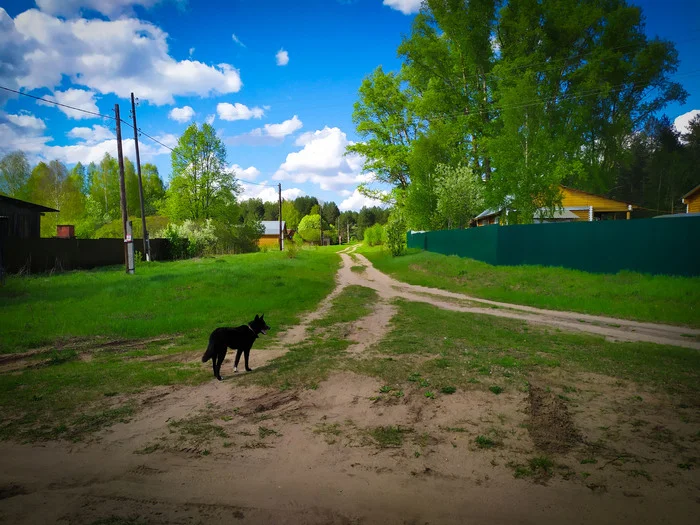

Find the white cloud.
[
  {"left": 230, "top": 164, "right": 261, "bottom": 180},
  {"left": 231, "top": 33, "right": 246, "bottom": 48},
  {"left": 8, "top": 9, "right": 242, "bottom": 105},
  {"left": 189, "top": 47, "right": 195, "bottom": 57},
  {"left": 36, "top": 0, "right": 160, "bottom": 18},
  {"left": 168, "top": 105, "right": 195, "bottom": 123},
  {"left": 262, "top": 115, "right": 302, "bottom": 138},
  {"left": 205, "top": 114, "right": 216, "bottom": 125},
  {"left": 383, "top": 0, "right": 422, "bottom": 15},
  {"left": 276, "top": 48, "right": 289, "bottom": 66},
  {"left": 239, "top": 182, "right": 304, "bottom": 203},
  {"left": 226, "top": 115, "right": 302, "bottom": 146},
  {"left": 674, "top": 109, "right": 700, "bottom": 136},
  {"left": 6, "top": 112, "right": 46, "bottom": 130},
  {"left": 339, "top": 188, "right": 388, "bottom": 212},
  {"left": 0, "top": 9, "right": 35, "bottom": 105},
  {"left": 67, "top": 124, "right": 114, "bottom": 143},
  {"left": 217, "top": 102, "right": 264, "bottom": 121},
  {"left": 272, "top": 126, "right": 374, "bottom": 192},
  {"left": 37, "top": 88, "right": 100, "bottom": 120}
]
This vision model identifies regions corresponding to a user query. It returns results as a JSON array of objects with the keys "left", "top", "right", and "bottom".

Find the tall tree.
[
  {"left": 281, "top": 200, "right": 301, "bottom": 230},
  {"left": 0, "top": 151, "right": 31, "bottom": 199},
  {"left": 141, "top": 163, "right": 166, "bottom": 216},
  {"left": 167, "top": 123, "right": 239, "bottom": 221},
  {"left": 321, "top": 201, "right": 340, "bottom": 226}
]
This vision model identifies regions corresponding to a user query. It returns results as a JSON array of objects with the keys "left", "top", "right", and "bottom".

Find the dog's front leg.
[
  {"left": 233, "top": 348, "right": 244, "bottom": 372},
  {"left": 244, "top": 348, "right": 253, "bottom": 372}
]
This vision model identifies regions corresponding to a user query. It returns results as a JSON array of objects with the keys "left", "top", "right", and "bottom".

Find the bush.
[
  {"left": 155, "top": 219, "right": 217, "bottom": 259},
  {"left": 386, "top": 210, "right": 407, "bottom": 256},
  {"left": 363, "top": 223, "right": 386, "bottom": 246}
]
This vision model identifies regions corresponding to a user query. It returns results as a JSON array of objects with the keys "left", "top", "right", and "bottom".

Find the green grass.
[
  {"left": 360, "top": 248, "right": 700, "bottom": 327},
  {"left": 0, "top": 249, "right": 341, "bottom": 442},
  {"left": 348, "top": 300, "right": 700, "bottom": 396},
  {"left": 368, "top": 425, "right": 410, "bottom": 448},
  {"left": 0, "top": 249, "right": 340, "bottom": 354},
  {"left": 242, "top": 285, "right": 378, "bottom": 391}
]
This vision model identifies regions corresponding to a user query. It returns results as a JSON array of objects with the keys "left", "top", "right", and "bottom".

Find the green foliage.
[
  {"left": 363, "top": 223, "right": 386, "bottom": 246},
  {"left": 385, "top": 209, "right": 407, "bottom": 256},
  {"left": 298, "top": 214, "right": 322, "bottom": 243},
  {"left": 433, "top": 164, "right": 484, "bottom": 229},
  {"left": 167, "top": 123, "right": 239, "bottom": 222},
  {"left": 281, "top": 200, "right": 301, "bottom": 230},
  {"left": 0, "top": 151, "right": 31, "bottom": 199},
  {"left": 350, "top": 0, "right": 687, "bottom": 228},
  {"left": 155, "top": 220, "right": 217, "bottom": 259},
  {"left": 93, "top": 216, "right": 170, "bottom": 239}
]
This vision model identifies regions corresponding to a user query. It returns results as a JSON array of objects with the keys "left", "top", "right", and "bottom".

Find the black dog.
[{"left": 201, "top": 314, "right": 270, "bottom": 380}]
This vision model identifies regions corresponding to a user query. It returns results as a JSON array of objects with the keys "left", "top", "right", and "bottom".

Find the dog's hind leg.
[
  {"left": 233, "top": 348, "right": 243, "bottom": 372},
  {"left": 215, "top": 348, "right": 227, "bottom": 380}
]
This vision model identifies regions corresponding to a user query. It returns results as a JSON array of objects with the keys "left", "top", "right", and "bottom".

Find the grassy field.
[
  {"left": 0, "top": 248, "right": 340, "bottom": 441},
  {"left": 0, "top": 248, "right": 340, "bottom": 354},
  {"left": 360, "top": 247, "right": 700, "bottom": 327}
]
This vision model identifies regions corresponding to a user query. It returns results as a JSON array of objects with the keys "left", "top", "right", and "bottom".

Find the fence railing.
[{"left": 407, "top": 217, "right": 700, "bottom": 276}]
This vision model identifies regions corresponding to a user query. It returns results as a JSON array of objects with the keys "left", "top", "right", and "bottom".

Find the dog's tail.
[{"left": 202, "top": 342, "right": 215, "bottom": 363}]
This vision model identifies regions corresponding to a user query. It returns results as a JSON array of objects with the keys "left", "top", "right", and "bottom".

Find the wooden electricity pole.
[
  {"left": 278, "top": 183, "right": 282, "bottom": 251},
  {"left": 131, "top": 93, "right": 150, "bottom": 261},
  {"left": 114, "top": 104, "right": 129, "bottom": 272}
]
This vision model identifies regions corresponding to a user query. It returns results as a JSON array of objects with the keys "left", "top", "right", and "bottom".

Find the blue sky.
[{"left": 0, "top": 0, "right": 698, "bottom": 210}]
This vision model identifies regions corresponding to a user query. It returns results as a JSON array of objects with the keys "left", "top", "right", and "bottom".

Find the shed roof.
[
  {"left": 0, "top": 194, "right": 59, "bottom": 213},
  {"left": 682, "top": 184, "right": 700, "bottom": 202},
  {"left": 261, "top": 220, "right": 286, "bottom": 235}
]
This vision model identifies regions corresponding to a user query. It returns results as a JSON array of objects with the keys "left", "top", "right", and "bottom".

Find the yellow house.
[
  {"left": 682, "top": 184, "right": 700, "bottom": 213},
  {"left": 475, "top": 185, "right": 635, "bottom": 226},
  {"left": 258, "top": 221, "right": 285, "bottom": 249}
]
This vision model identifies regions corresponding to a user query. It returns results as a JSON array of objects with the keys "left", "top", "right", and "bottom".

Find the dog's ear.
[
  {"left": 254, "top": 314, "right": 259, "bottom": 320},
  {"left": 261, "top": 313, "right": 264, "bottom": 319}
]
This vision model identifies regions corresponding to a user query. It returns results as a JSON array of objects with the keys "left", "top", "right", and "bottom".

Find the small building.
[
  {"left": 258, "top": 221, "right": 286, "bottom": 249},
  {"left": 475, "top": 186, "right": 635, "bottom": 226},
  {"left": 682, "top": 184, "right": 700, "bottom": 213},
  {"left": 0, "top": 195, "right": 58, "bottom": 239}
]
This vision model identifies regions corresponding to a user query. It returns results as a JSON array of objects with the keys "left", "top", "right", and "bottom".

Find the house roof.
[
  {"left": 0, "top": 194, "right": 59, "bottom": 213},
  {"left": 475, "top": 207, "right": 501, "bottom": 220},
  {"left": 261, "top": 220, "right": 286, "bottom": 235},
  {"left": 682, "top": 184, "right": 700, "bottom": 202}
]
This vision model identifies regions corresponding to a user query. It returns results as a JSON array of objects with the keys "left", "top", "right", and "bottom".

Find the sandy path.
[{"left": 341, "top": 246, "right": 700, "bottom": 350}]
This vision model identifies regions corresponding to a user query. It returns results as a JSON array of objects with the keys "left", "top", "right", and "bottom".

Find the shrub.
[
  {"left": 155, "top": 219, "right": 217, "bottom": 259},
  {"left": 363, "top": 223, "right": 386, "bottom": 246},
  {"left": 386, "top": 210, "right": 407, "bottom": 256}
]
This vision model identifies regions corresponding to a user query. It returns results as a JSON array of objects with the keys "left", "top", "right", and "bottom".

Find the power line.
[{"left": 0, "top": 85, "right": 116, "bottom": 121}]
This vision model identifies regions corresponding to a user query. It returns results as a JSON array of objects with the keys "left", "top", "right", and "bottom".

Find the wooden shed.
[
  {"left": 475, "top": 185, "right": 635, "bottom": 226},
  {"left": 258, "top": 221, "right": 286, "bottom": 249},
  {"left": 0, "top": 195, "right": 58, "bottom": 239},
  {"left": 682, "top": 184, "right": 700, "bottom": 213}
]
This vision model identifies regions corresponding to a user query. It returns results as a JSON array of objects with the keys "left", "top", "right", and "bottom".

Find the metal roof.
[
  {"left": 0, "top": 194, "right": 59, "bottom": 213},
  {"left": 682, "top": 184, "right": 700, "bottom": 201},
  {"left": 261, "top": 221, "right": 286, "bottom": 235}
]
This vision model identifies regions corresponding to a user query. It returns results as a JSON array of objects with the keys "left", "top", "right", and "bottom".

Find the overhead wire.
[{"left": 1, "top": 84, "right": 271, "bottom": 187}]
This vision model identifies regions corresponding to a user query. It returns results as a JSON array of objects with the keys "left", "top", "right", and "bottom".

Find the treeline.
[
  {"left": 350, "top": 0, "right": 699, "bottom": 230},
  {"left": 0, "top": 151, "right": 166, "bottom": 238},
  {"left": 0, "top": 121, "right": 390, "bottom": 252}
]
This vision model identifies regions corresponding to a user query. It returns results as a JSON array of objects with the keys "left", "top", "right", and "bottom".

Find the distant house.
[
  {"left": 0, "top": 195, "right": 58, "bottom": 239},
  {"left": 682, "top": 184, "right": 700, "bottom": 213},
  {"left": 258, "top": 220, "right": 286, "bottom": 249},
  {"left": 475, "top": 186, "right": 635, "bottom": 226}
]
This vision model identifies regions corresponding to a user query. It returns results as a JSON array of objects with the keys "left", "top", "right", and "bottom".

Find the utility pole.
[
  {"left": 347, "top": 222, "right": 350, "bottom": 245},
  {"left": 278, "top": 183, "right": 283, "bottom": 251},
  {"left": 114, "top": 104, "right": 131, "bottom": 273},
  {"left": 131, "top": 93, "right": 150, "bottom": 261}
]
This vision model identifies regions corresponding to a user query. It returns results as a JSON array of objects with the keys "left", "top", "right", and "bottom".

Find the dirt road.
[{"left": 1, "top": 247, "right": 698, "bottom": 524}]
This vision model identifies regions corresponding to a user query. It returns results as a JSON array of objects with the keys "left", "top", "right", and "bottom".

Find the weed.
[
  {"left": 489, "top": 385, "right": 503, "bottom": 395},
  {"left": 393, "top": 390, "right": 404, "bottom": 398},
  {"left": 580, "top": 458, "right": 597, "bottom": 465},
  {"left": 424, "top": 391, "right": 435, "bottom": 399},
  {"left": 629, "top": 469, "right": 652, "bottom": 481},
  {"left": 379, "top": 385, "right": 393, "bottom": 393},
  {"left": 475, "top": 435, "right": 497, "bottom": 449},
  {"left": 440, "top": 386, "right": 457, "bottom": 394},
  {"left": 368, "top": 425, "right": 410, "bottom": 448},
  {"left": 408, "top": 372, "right": 421, "bottom": 382},
  {"left": 677, "top": 463, "right": 693, "bottom": 470},
  {"left": 258, "top": 426, "right": 279, "bottom": 439},
  {"left": 350, "top": 265, "right": 366, "bottom": 273}
]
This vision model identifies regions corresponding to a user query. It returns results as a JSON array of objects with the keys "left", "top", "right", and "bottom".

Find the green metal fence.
[{"left": 407, "top": 217, "right": 700, "bottom": 276}]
